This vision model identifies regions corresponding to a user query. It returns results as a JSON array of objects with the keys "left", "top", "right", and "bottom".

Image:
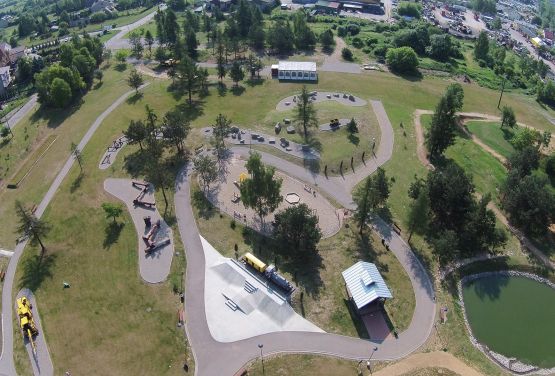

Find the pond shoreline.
[{"left": 458, "top": 270, "right": 555, "bottom": 375}]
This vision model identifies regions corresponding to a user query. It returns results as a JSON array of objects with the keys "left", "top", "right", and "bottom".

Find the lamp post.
[
  {"left": 258, "top": 343, "right": 265, "bottom": 375},
  {"left": 367, "top": 346, "right": 378, "bottom": 375}
]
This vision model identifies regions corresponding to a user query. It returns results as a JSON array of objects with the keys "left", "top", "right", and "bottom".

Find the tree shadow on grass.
[
  {"left": 93, "top": 81, "right": 103, "bottom": 90},
  {"left": 18, "top": 253, "right": 57, "bottom": 291},
  {"left": 70, "top": 172, "right": 84, "bottom": 193},
  {"left": 356, "top": 230, "right": 388, "bottom": 272},
  {"left": 348, "top": 133, "right": 360, "bottom": 146},
  {"left": 217, "top": 82, "right": 227, "bottom": 97},
  {"left": 124, "top": 148, "right": 150, "bottom": 177},
  {"left": 126, "top": 92, "right": 144, "bottom": 105},
  {"left": 174, "top": 100, "right": 205, "bottom": 122},
  {"left": 245, "top": 78, "right": 264, "bottom": 87},
  {"left": 103, "top": 222, "right": 125, "bottom": 249},
  {"left": 31, "top": 100, "right": 83, "bottom": 129},
  {"left": 501, "top": 127, "right": 516, "bottom": 141},
  {"left": 192, "top": 190, "right": 215, "bottom": 219},
  {"left": 231, "top": 86, "right": 245, "bottom": 96}
]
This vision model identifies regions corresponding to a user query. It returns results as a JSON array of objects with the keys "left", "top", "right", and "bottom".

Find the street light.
[
  {"left": 367, "top": 346, "right": 378, "bottom": 376},
  {"left": 258, "top": 343, "right": 265, "bottom": 375}
]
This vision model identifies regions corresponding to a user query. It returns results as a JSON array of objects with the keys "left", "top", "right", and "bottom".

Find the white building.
[
  {"left": 274, "top": 61, "right": 317, "bottom": 81},
  {"left": 0, "top": 66, "right": 11, "bottom": 95}
]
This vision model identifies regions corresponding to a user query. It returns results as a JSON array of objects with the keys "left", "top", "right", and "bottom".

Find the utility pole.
[
  {"left": 258, "top": 343, "right": 265, "bottom": 375},
  {"left": 497, "top": 75, "right": 506, "bottom": 109}
]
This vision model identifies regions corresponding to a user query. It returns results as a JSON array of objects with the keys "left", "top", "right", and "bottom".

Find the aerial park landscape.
[{"left": 0, "top": 0, "right": 554, "bottom": 374}]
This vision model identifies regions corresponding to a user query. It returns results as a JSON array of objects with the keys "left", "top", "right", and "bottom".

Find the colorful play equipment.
[
  {"left": 239, "top": 172, "right": 248, "bottom": 183},
  {"left": 17, "top": 296, "right": 38, "bottom": 355}
]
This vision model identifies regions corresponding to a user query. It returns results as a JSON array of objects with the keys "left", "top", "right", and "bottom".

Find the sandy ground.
[
  {"left": 206, "top": 155, "right": 341, "bottom": 237},
  {"left": 374, "top": 351, "right": 483, "bottom": 376}
]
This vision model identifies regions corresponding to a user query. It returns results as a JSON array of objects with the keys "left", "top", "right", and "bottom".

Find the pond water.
[{"left": 462, "top": 275, "right": 555, "bottom": 368}]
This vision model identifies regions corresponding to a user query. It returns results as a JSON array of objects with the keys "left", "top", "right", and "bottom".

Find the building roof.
[
  {"left": 545, "top": 29, "right": 554, "bottom": 40},
  {"left": 342, "top": 261, "right": 392, "bottom": 310},
  {"left": 278, "top": 61, "right": 317, "bottom": 72},
  {"left": 316, "top": 0, "right": 339, "bottom": 7}
]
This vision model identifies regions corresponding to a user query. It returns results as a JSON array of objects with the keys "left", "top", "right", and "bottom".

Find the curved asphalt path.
[
  {"left": 174, "top": 100, "right": 436, "bottom": 376},
  {"left": 0, "top": 84, "right": 149, "bottom": 376}
]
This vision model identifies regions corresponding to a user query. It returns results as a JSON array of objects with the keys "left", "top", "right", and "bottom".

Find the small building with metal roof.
[
  {"left": 276, "top": 61, "right": 317, "bottom": 81},
  {"left": 342, "top": 261, "right": 392, "bottom": 311}
]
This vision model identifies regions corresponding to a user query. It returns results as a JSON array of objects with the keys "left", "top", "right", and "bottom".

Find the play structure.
[
  {"left": 132, "top": 181, "right": 156, "bottom": 208},
  {"left": 17, "top": 296, "right": 38, "bottom": 355},
  {"left": 242, "top": 252, "right": 294, "bottom": 293},
  {"left": 142, "top": 217, "right": 171, "bottom": 253}
]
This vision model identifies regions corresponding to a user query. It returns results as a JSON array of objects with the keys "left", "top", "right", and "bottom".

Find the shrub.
[
  {"left": 341, "top": 47, "right": 353, "bottom": 61},
  {"left": 351, "top": 37, "right": 363, "bottom": 49}
]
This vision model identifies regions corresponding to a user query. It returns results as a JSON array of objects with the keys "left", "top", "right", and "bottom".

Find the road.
[
  {"left": 104, "top": 4, "right": 166, "bottom": 50},
  {"left": 0, "top": 85, "right": 149, "bottom": 376},
  {"left": 509, "top": 28, "right": 555, "bottom": 74},
  {"left": 175, "top": 101, "right": 436, "bottom": 376}
]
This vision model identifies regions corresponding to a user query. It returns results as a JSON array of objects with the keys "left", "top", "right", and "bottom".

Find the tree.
[
  {"left": 293, "top": 12, "right": 316, "bottom": 51},
  {"left": 162, "top": 109, "right": 190, "bottom": 154},
  {"left": 15, "top": 200, "right": 51, "bottom": 254},
  {"left": 229, "top": 61, "right": 244, "bottom": 87},
  {"left": 397, "top": 1, "right": 421, "bottom": 18},
  {"left": 341, "top": 47, "right": 353, "bottom": 61},
  {"left": 474, "top": 31, "right": 489, "bottom": 61},
  {"left": 428, "top": 34, "right": 453, "bottom": 62},
  {"left": 407, "top": 175, "right": 429, "bottom": 241},
  {"left": 353, "top": 167, "right": 390, "bottom": 233},
  {"left": 320, "top": 29, "right": 335, "bottom": 52},
  {"left": 510, "top": 127, "right": 542, "bottom": 151},
  {"left": 274, "top": 204, "right": 322, "bottom": 259},
  {"left": 17, "top": 57, "right": 33, "bottom": 82},
  {"left": 295, "top": 86, "right": 318, "bottom": 143},
  {"left": 101, "top": 202, "right": 123, "bottom": 223},
  {"left": 194, "top": 154, "right": 218, "bottom": 191},
  {"left": 124, "top": 120, "right": 147, "bottom": 151},
  {"left": 197, "top": 68, "right": 209, "bottom": 95},
  {"left": 70, "top": 142, "right": 83, "bottom": 172},
  {"left": 93, "top": 69, "right": 103, "bottom": 84},
  {"left": 127, "top": 69, "right": 144, "bottom": 94},
  {"left": 267, "top": 19, "right": 294, "bottom": 54},
  {"left": 146, "top": 158, "right": 173, "bottom": 214},
  {"left": 115, "top": 50, "right": 128, "bottom": 65},
  {"left": 212, "top": 114, "right": 231, "bottom": 159},
  {"left": 500, "top": 106, "right": 516, "bottom": 128},
  {"left": 50, "top": 78, "right": 72, "bottom": 108},
  {"left": 347, "top": 117, "right": 358, "bottom": 133},
  {"left": 145, "top": 30, "right": 155, "bottom": 55},
  {"left": 185, "top": 28, "right": 198, "bottom": 59},
  {"left": 216, "top": 40, "right": 226, "bottom": 82},
  {"left": 425, "top": 83, "right": 464, "bottom": 159},
  {"left": 386, "top": 46, "right": 419, "bottom": 74},
  {"left": 239, "top": 152, "right": 283, "bottom": 223},
  {"left": 129, "top": 31, "right": 144, "bottom": 58},
  {"left": 1, "top": 126, "right": 10, "bottom": 139},
  {"left": 175, "top": 56, "right": 198, "bottom": 104}
]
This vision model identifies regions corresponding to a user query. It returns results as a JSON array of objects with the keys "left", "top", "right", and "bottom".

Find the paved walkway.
[
  {"left": 104, "top": 5, "right": 166, "bottom": 50},
  {"left": 104, "top": 179, "right": 174, "bottom": 283},
  {"left": 0, "top": 85, "right": 149, "bottom": 376},
  {"left": 3, "top": 94, "right": 38, "bottom": 130},
  {"left": 175, "top": 99, "right": 435, "bottom": 375},
  {"left": 15, "top": 289, "right": 53, "bottom": 376}
]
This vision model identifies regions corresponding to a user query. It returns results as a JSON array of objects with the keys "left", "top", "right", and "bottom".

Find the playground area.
[
  {"left": 104, "top": 178, "right": 174, "bottom": 284},
  {"left": 205, "top": 155, "right": 342, "bottom": 237},
  {"left": 276, "top": 91, "right": 367, "bottom": 111}
]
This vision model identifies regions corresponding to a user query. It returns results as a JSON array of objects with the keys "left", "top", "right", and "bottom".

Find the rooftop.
[
  {"left": 342, "top": 261, "right": 392, "bottom": 310},
  {"left": 278, "top": 61, "right": 317, "bottom": 72}
]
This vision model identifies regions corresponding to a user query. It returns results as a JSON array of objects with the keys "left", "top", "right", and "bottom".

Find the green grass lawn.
[
  {"left": 465, "top": 121, "right": 516, "bottom": 159},
  {"left": 421, "top": 115, "right": 507, "bottom": 201},
  {"left": 12, "top": 73, "right": 193, "bottom": 375},
  {"left": 3, "top": 63, "right": 555, "bottom": 374}
]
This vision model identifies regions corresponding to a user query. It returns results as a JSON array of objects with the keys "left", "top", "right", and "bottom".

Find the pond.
[{"left": 462, "top": 275, "right": 555, "bottom": 368}]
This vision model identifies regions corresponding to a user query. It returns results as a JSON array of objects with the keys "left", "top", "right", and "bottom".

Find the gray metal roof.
[
  {"left": 278, "top": 61, "right": 317, "bottom": 72},
  {"left": 342, "top": 261, "right": 392, "bottom": 309}
]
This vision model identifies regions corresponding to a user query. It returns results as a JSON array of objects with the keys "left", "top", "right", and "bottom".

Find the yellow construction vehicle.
[{"left": 17, "top": 296, "right": 38, "bottom": 355}]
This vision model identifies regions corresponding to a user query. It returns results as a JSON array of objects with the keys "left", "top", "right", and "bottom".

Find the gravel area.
[{"left": 276, "top": 91, "right": 367, "bottom": 111}]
